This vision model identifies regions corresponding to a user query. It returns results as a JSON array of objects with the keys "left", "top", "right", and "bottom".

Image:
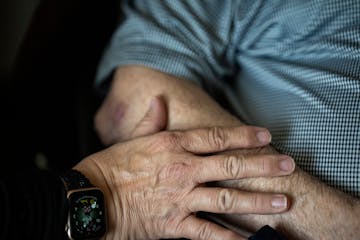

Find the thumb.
[{"left": 131, "top": 96, "right": 168, "bottom": 138}]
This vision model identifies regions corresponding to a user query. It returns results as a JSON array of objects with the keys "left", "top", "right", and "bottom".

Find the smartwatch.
[{"left": 60, "top": 169, "right": 107, "bottom": 240}]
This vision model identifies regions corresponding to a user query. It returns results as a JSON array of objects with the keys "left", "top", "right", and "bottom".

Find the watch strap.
[{"left": 60, "top": 169, "right": 94, "bottom": 191}]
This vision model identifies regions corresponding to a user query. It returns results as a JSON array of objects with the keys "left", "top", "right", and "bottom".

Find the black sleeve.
[{"left": 0, "top": 169, "right": 68, "bottom": 240}]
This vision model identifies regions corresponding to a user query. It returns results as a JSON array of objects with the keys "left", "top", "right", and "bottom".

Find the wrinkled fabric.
[{"left": 96, "top": 0, "right": 360, "bottom": 197}]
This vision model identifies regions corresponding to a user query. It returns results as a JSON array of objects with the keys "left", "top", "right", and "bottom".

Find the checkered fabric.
[{"left": 96, "top": 0, "right": 360, "bottom": 197}]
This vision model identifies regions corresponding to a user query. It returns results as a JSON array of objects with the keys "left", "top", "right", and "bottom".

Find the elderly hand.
[{"left": 75, "top": 125, "right": 295, "bottom": 240}]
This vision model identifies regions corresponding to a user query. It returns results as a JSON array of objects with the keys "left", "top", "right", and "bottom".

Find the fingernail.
[
  {"left": 271, "top": 195, "right": 287, "bottom": 209},
  {"left": 257, "top": 130, "right": 271, "bottom": 144},
  {"left": 279, "top": 157, "right": 295, "bottom": 172}
]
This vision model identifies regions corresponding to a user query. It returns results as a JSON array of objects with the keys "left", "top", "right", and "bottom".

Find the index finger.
[{"left": 179, "top": 126, "right": 271, "bottom": 154}]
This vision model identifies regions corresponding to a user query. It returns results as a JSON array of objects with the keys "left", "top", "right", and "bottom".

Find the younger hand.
[{"left": 75, "top": 125, "right": 295, "bottom": 240}]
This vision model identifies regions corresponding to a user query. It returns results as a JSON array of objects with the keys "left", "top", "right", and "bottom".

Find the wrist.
[
  {"left": 73, "top": 155, "right": 131, "bottom": 240},
  {"left": 60, "top": 167, "right": 107, "bottom": 240}
]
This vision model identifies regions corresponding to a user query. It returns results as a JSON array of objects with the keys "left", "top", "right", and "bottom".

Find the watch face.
[{"left": 68, "top": 189, "right": 106, "bottom": 239}]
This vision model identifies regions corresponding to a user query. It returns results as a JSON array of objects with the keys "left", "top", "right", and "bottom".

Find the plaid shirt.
[{"left": 96, "top": 0, "right": 360, "bottom": 197}]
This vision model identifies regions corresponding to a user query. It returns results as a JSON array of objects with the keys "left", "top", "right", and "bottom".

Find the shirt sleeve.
[
  {"left": 0, "top": 169, "right": 68, "bottom": 240},
  {"left": 95, "top": 0, "right": 236, "bottom": 91}
]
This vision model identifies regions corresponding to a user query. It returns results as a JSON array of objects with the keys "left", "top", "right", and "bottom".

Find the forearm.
[{"left": 96, "top": 66, "right": 360, "bottom": 239}]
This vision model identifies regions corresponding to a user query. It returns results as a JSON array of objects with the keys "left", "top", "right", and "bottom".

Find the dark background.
[{"left": 0, "top": 0, "right": 119, "bottom": 174}]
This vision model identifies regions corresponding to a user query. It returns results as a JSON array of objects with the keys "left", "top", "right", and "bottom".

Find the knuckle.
[
  {"left": 255, "top": 155, "right": 274, "bottom": 175},
  {"left": 154, "top": 131, "right": 180, "bottom": 150},
  {"left": 173, "top": 220, "right": 187, "bottom": 238},
  {"left": 216, "top": 189, "right": 236, "bottom": 212},
  {"left": 159, "top": 162, "right": 190, "bottom": 183},
  {"left": 258, "top": 158, "right": 268, "bottom": 174},
  {"left": 223, "top": 155, "right": 246, "bottom": 178},
  {"left": 198, "top": 222, "right": 212, "bottom": 240},
  {"left": 251, "top": 193, "right": 263, "bottom": 210},
  {"left": 208, "top": 127, "right": 227, "bottom": 150}
]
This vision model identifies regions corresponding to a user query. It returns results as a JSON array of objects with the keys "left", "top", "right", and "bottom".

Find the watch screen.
[{"left": 69, "top": 189, "right": 106, "bottom": 239}]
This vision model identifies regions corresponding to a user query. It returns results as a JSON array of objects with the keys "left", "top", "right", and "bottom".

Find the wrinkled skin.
[
  {"left": 94, "top": 66, "right": 360, "bottom": 240},
  {"left": 75, "top": 125, "right": 295, "bottom": 240}
]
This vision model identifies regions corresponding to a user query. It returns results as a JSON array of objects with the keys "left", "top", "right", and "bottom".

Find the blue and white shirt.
[{"left": 96, "top": 0, "right": 360, "bottom": 197}]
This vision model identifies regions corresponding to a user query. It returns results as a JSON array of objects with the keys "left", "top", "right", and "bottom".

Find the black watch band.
[{"left": 60, "top": 169, "right": 94, "bottom": 191}]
